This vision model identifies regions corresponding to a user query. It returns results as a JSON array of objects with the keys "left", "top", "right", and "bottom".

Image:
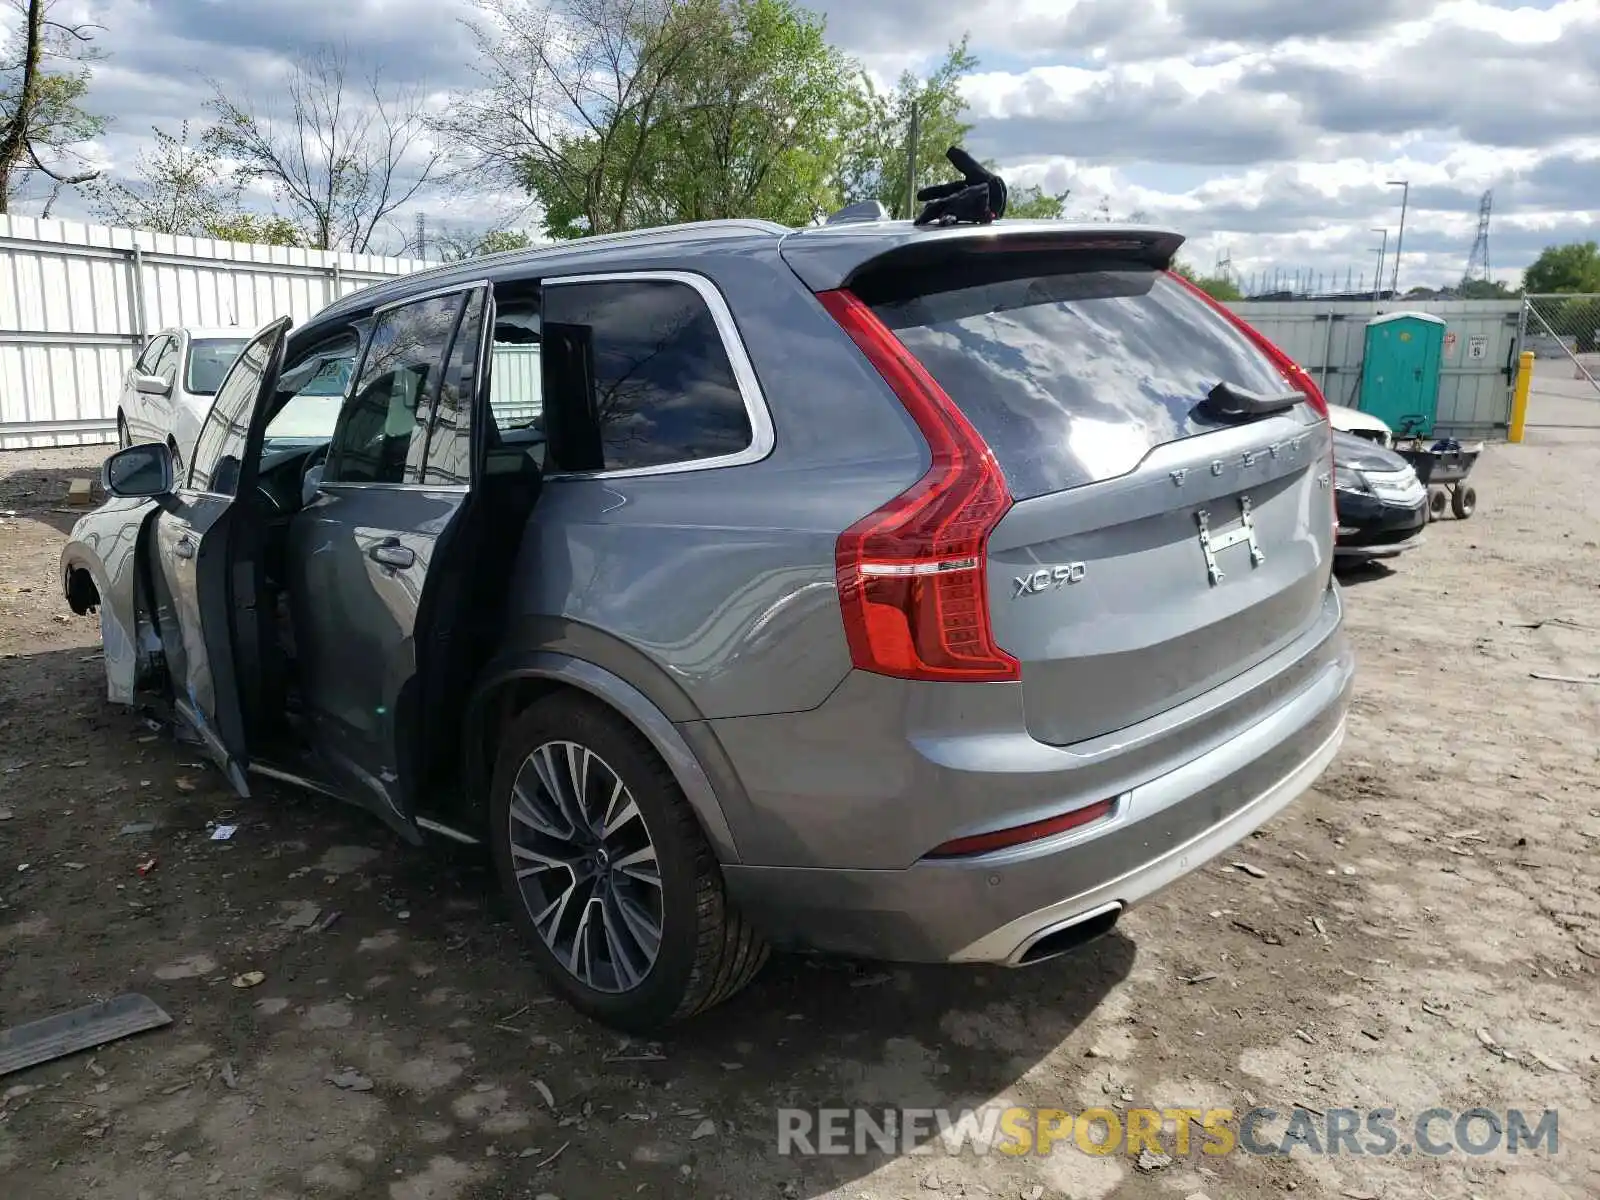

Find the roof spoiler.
[{"left": 780, "top": 225, "right": 1187, "bottom": 292}]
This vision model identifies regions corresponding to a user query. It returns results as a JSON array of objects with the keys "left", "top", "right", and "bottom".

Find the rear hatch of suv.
[{"left": 786, "top": 226, "right": 1334, "bottom": 745}]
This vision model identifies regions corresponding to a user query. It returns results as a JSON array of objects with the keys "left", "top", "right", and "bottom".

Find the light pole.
[
  {"left": 1387, "top": 179, "right": 1409, "bottom": 296},
  {"left": 1371, "top": 227, "right": 1388, "bottom": 299}
]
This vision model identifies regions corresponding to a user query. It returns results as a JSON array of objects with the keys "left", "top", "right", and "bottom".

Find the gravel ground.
[{"left": 1, "top": 433, "right": 1597, "bottom": 1200}]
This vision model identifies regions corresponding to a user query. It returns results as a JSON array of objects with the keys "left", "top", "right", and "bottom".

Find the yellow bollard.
[
  {"left": 1510, "top": 352, "right": 1536, "bottom": 448},
  {"left": 1508, "top": 350, "right": 1535, "bottom": 443}
]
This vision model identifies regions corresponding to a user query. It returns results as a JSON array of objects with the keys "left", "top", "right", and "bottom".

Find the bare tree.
[
  {"left": 435, "top": 0, "right": 720, "bottom": 238},
  {"left": 90, "top": 122, "right": 306, "bottom": 244},
  {"left": 91, "top": 122, "right": 236, "bottom": 234},
  {"left": 206, "top": 47, "right": 444, "bottom": 253},
  {"left": 0, "top": 0, "right": 104, "bottom": 213}
]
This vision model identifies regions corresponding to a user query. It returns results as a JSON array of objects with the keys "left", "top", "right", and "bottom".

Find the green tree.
[
  {"left": 836, "top": 39, "right": 976, "bottom": 220},
  {"left": 639, "top": 0, "right": 853, "bottom": 227},
  {"left": 1171, "top": 260, "right": 1241, "bottom": 301},
  {"left": 0, "top": 0, "right": 104, "bottom": 213},
  {"left": 1006, "top": 185, "right": 1070, "bottom": 220},
  {"left": 1457, "top": 277, "right": 1516, "bottom": 299},
  {"left": 474, "top": 228, "right": 535, "bottom": 255},
  {"left": 436, "top": 226, "right": 536, "bottom": 260},
  {"left": 1522, "top": 240, "right": 1600, "bottom": 294},
  {"left": 204, "top": 212, "right": 306, "bottom": 247},
  {"left": 1198, "top": 275, "right": 1243, "bottom": 301},
  {"left": 91, "top": 123, "right": 305, "bottom": 244},
  {"left": 440, "top": 0, "right": 723, "bottom": 240}
]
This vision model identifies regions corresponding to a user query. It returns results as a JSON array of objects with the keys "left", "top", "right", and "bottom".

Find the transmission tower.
[
  {"left": 414, "top": 213, "right": 428, "bottom": 262},
  {"left": 1465, "top": 191, "right": 1492, "bottom": 282}
]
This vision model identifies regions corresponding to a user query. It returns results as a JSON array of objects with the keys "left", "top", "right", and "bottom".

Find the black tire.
[
  {"left": 488, "top": 692, "right": 767, "bottom": 1031},
  {"left": 116, "top": 412, "right": 130, "bottom": 449},
  {"left": 167, "top": 438, "right": 184, "bottom": 484},
  {"left": 1451, "top": 485, "right": 1476, "bottom": 519},
  {"left": 1428, "top": 487, "right": 1448, "bottom": 522}
]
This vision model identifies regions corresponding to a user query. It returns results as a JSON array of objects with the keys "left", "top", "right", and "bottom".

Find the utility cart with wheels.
[{"left": 1395, "top": 438, "right": 1482, "bottom": 521}]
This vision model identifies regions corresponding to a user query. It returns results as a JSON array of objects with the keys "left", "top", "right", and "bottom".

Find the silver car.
[
  {"left": 62, "top": 214, "right": 1353, "bottom": 1030},
  {"left": 116, "top": 326, "right": 250, "bottom": 475}
]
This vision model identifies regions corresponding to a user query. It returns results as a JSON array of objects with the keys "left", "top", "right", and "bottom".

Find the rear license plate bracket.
[{"left": 1196, "top": 496, "right": 1265, "bottom": 586}]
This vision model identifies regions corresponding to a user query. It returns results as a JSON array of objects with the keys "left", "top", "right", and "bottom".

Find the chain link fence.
[{"left": 1521, "top": 294, "right": 1600, "bottom": 430}]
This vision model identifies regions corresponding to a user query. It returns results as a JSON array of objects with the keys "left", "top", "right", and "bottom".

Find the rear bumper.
[
  {"left": 952, "top": 714, "right": 1344, "bottom": 963},
  {"left": 722, "top": 626, "right": 1354, "bottom": 964}
]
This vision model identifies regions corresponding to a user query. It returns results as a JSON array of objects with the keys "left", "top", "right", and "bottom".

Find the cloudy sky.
[{"left": 11, "top": 0, "right": 1598, "bottom": 289}]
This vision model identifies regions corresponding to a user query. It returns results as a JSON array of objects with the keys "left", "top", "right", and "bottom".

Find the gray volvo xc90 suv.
[{"left": 63, "top": 214, "right": 1354, "bottom": 1030}]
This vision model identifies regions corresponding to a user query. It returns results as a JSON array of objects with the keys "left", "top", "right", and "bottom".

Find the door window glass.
[
  {"left": 265, "top": 337, "right": 358, "bottom": 447},
  {"left": 324, "top": 293, "right": 463, "bottom": 486},
  {"left": 540, "top": 278, "right": 750, "bottom": 473},
  {"left": 151, "top": 336, "right": 180, "bottom": 384},
  {"left": 472, "top": 302, "right": 544, "bottom": 470},
  {"left": 135, "top": 335, "right": 170, "bottom": 374},
  {"left": 420, "top": 290, "right": 487, "bottom": 487},
  {"left": 189, "top": 331, "right": 276, "bottom": 495}
]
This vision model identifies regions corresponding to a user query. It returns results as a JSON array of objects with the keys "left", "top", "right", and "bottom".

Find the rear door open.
[{"left": 793, "top": 230, "right": 1334, "bottom": 745}]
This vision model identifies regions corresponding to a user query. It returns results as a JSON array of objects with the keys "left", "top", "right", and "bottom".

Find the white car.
[
  {"left": 1327, "top": 402, "right": 1394, "bottom": 447},
  {"left": 115, "top": 327, "right": 251, "bottom": 475}
]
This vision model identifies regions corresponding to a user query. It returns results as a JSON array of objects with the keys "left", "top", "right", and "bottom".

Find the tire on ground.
[{"left": 487, "top": 691, "right": 767, "bottom": 1031}]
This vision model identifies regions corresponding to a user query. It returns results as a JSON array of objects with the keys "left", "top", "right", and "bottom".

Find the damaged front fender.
[{"left": 61, "top": 498, "right": 166, "bottom": 706}]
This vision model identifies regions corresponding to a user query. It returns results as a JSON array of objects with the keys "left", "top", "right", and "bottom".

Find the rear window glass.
[{"left": 865, "top": 267, "right": 1289, "bottom": 499}]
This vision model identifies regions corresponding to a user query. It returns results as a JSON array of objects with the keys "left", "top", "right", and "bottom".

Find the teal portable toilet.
[{"left": 1358, "top": 312, "right": 1447, "bottom": 437}]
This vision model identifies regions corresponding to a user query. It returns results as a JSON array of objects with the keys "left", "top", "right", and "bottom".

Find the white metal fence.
[
  {"left": 0, "top": 215, "right": 429, "bottom": 450},
  {"left": 1226, "top": 298, "right": 1523, "bottom": 438}
]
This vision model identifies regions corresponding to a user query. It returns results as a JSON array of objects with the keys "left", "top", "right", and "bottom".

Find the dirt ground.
[{"left": 1, "top": 428, "right": 1597, "bottom": 1200}]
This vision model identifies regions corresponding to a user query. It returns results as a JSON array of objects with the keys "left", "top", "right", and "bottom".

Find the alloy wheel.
[{"left": 506, "top": 740, "right": 664, "bottom": 993}]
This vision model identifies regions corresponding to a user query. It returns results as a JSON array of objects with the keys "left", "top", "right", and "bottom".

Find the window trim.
[
  {"left": 538, "top": 269, "right": 775, "bottom": 480},
  {"left": 319, "top": 284, "right": 480, "bottom": 492}
]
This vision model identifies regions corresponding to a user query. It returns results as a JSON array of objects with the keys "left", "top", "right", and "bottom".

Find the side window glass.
[
  {"left": 265, "top": 337, "right": 358, "bottom": 443},
  {"left": 135, "top": 336, "right": 169, "bottom": 374},
  {"left": 152, "top": 337, "right": 179, "bottom": 383},
  {"left": 324, "top": 293, "right": 463, "bottom": 486},
  {"left": 483, "top": 304, "right": 544, "bottom": 469},
  {"left": 421, "top": 290, "right": 486, "bottom": 487},
  {"left": 540, "top": 278, "right": 751, "bottom": 472},
  {"left": 190, "top": 333, "right": 272, "bottom": 495}
]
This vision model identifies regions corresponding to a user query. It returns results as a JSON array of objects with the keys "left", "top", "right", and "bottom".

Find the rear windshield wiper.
[{"left": 1200, "top": 380, "right": 1302, "bottom": 421}]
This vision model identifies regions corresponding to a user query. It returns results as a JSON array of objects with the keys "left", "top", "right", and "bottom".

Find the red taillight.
[
  {"left": 816, "top": 289, "right": 1020, "bottom": 683},
  {"left": 1166, "top": 271, "right": 1330, "bottom": 419},
  {"left": 926, "top": 798, "right": 1116, "bottom": 858}
]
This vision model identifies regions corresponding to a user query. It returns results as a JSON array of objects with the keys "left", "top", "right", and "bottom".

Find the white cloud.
[{"left": 3, "top": 0, "right": 1594, "bottom": 283}]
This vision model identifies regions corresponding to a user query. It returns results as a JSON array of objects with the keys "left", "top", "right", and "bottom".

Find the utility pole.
[
  {"left": 904, "top": 102, "right": 920, "bottom": 220},
  {"left": 1388, "top": 179, "right": 1409, "bottom": 295},
  {"left": 1371, "top": 228, "right": 1388, "bottom": 299}
]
